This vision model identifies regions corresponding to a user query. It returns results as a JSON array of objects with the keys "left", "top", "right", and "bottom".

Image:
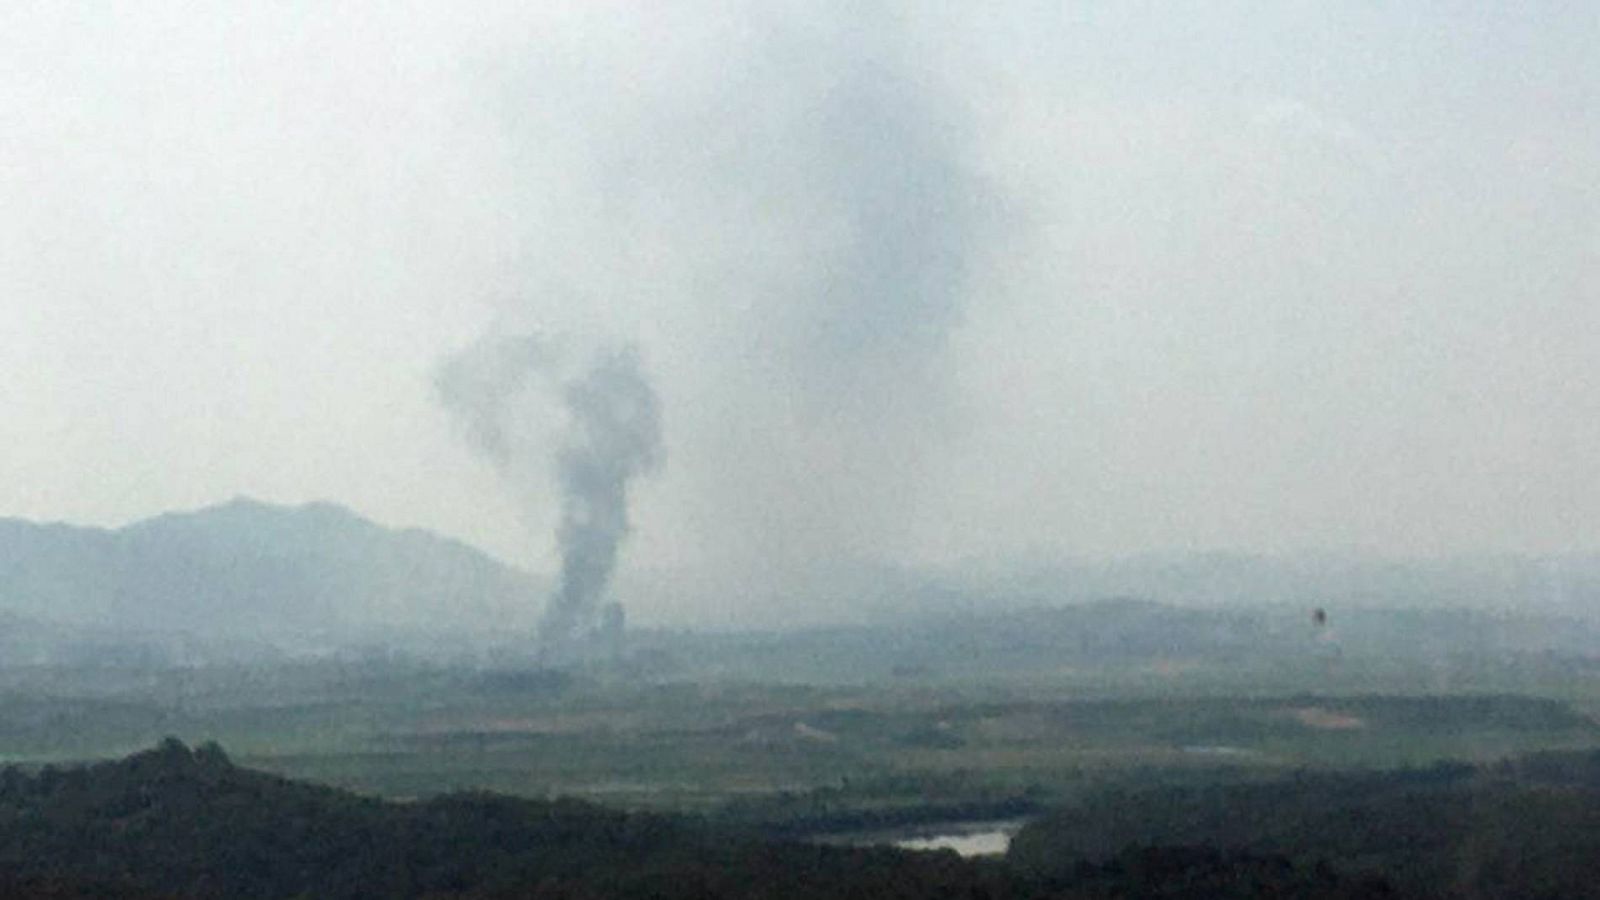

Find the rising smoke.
[
  {"left": 441, "top": 8, "right": 1002, "bottom": 625},
  {"left": 659, "top": 13, "right": 1001, "bottom": 583},
  {"left": 436, "top": 333, "right": 662, "bottom": 658}
]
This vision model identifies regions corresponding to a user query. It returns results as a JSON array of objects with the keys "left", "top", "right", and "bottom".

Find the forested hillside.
[
  {"left": 16, "top": 740, "right": 1600, "bottom": 897},
  {"left": 1013, "top": 750, "right": 1600, "bottom": 898},
  {"left": 0, "top": 740, "right": 1408, "bottom": 899}
]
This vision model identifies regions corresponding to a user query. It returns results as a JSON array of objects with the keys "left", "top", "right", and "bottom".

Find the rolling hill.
[{"left": 0, "top": 498, "right": 544, "bottom": 650}]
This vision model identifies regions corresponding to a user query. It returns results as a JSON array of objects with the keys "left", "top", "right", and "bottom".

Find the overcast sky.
[{"left": 3, "top": 3, "right": 1596, "bottom": 614}]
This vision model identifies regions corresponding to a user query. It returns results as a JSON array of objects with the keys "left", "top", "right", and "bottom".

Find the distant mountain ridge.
[
  {"left": 632, "top": 595, "right": 1600, "bottom": 687},
  {"left": 5, "top": 498, "right": 1599, "bottom": 670},
  {"left": 0, "top": 498, "right": 545, "bottom": 646}
]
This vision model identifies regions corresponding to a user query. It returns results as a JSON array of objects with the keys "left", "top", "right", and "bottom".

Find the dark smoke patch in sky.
[
  {"left": 796, "top": 56, "right": 987, "bottom": 377},
  {"left": 699, "top": 14, "right": 1002, "bottom": 432},
  {"left": 436, "top": 333, "right": 662, "bottom": 654}
]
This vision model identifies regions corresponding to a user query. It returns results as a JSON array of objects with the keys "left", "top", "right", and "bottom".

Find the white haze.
[{"left": 1, "top": 3, "right": 1596, "bottom": 626}]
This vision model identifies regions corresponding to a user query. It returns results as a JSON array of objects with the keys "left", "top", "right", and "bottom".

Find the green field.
[{"left": 3, "top": 653, "right": 1597, "bottom": 837}]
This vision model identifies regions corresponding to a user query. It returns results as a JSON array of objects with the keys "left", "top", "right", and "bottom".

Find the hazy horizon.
[
  {"left": 4, "top": 3, "right": 1596, "bottom": 626},
  {"left": 13, "top": 492, "right": 1600, "bottom": 568},
  {"left": 5, "top": 492, "right": 1597, "bottom": 632}
]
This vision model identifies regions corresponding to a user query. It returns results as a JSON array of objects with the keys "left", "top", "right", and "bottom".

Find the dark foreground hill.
[
  {"left": 0, "top": 740, "right": 1405, "bottom": 899},
  {"left": 0, "top": 739, "right": 986, "bottom": 899},
  {"left": 1013, "top": 750, "right": 1600, "bottom": 899}
]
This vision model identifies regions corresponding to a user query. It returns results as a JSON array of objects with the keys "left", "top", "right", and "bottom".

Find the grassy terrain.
[
  {"left": 1, "top": 654, "right": 1597, "bottom": 835},
  {"left": 3, "top": 599, "right": 1600, "bottom": 832}
]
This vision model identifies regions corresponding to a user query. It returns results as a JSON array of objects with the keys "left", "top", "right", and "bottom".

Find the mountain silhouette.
[{"left": 0, "top": 498, "right": 544, "bottom": 647}]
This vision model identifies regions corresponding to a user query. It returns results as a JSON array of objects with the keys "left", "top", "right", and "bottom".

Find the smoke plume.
[
  {"left": 436, "top": 333, "right": 662, "bottom": 657},
  {"left": 654, "top": 13, "right": 1001, "bottom": 581}
]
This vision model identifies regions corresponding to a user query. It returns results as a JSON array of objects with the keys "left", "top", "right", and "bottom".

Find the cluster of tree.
[
  {"left": 22, "top": 740, "right": 1600, "bottom": 898},
  {"left": 714, "top": 770, "right": 1045, "bottom": 839},
  {"left": 1012, "top": 755, "right": 1600, "bottom": 898},
  {"left": 0, "top": 739, "right": 1410, "bottom": 899}
]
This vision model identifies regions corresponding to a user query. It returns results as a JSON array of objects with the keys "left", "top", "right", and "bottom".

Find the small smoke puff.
[{"left": 433, "top": 333, "right": 556, "bottom": 468}]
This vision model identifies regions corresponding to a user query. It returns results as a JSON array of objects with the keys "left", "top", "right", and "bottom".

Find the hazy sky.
[{"left": 3, "top": 3, "right": 1596, "bottom": 612}]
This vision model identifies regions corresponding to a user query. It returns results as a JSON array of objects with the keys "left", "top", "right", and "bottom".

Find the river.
[{"left": 820, "top": 818, "right": 1030, "bottom": 858}]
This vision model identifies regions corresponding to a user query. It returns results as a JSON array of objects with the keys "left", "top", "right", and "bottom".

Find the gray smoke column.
[
  {"left": 540, "top": 348, "right": 662, "bottom": 650},
  {"left": 436, "top": 333, "right": 662, "bottom": 656}
]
